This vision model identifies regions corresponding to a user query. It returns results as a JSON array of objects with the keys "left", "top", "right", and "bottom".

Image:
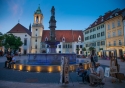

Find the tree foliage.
[
  {"left": 0, "top": 35, "right": 4, "bottom": 47},
  {"left": 2, "top": 34, "right": 23, "bottom": 53},
  {"left": 82, "top": 47, "right": 86, "bottom": 51},
  {"left": 89, "top": 47, "right": 95, "bottom": 51},
  {"left": 76, "top": 48, "right": 80, "bottom": 51}
]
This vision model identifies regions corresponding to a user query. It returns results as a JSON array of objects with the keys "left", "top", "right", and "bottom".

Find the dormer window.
[
  {"left": 78, "top": 35, "right": 81, "bottom": 41},
  {"left": 115, "top": 13, "right": 118, "bottom": 16},
  {"left": 95, "top": 22, "right": 97, "bottom": 25},
  {"left": 110, "top": 15, "right": 113, "bottom": 18},
  {"left": 45, "top": 37, "right": 48, "bottom": 41},
  {"left": 101, "top": 18, "right": 103, "bottom": 22},
  {"left": 62, "top": 37, "right": 65, "bottom": 42}
]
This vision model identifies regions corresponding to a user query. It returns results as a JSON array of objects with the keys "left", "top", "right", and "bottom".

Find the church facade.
[{"left": 8, "top": 6, "right": 84, "bottom": 55}]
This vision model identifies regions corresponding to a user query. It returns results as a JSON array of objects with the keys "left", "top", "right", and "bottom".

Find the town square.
[{"left": 0, "top": 0, "right": 125, "bottom": 88}]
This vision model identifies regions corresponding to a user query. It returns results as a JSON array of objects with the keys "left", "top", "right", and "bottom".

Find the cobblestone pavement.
[{"left": 0, "top": 56, "right": 125, "bottom": 88}]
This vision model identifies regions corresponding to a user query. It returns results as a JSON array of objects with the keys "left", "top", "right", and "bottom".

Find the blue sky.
[{"left": 0, "top": 0, "right": 125, "bottom": 34}]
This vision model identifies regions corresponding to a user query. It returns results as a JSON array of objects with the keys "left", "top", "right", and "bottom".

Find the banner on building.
[{"left": 60, "top": 56, "right": 69, "bottom": 84}]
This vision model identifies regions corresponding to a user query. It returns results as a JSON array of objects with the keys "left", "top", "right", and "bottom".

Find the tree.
[
  {"left": 82, "top": 47, "right": 86, "bottom": 55},
  {"left": 82, "top": 47, "right": 86, "bottom": 51},
  {"left": 2, "top": 34, "right": 23, "bottom": 54},
  {"left": 76, "top": 48, "right": 80, "bottom": 54},
  {"left": 0, "top": 35, "right": 4, "bottom": 47},
  {"left": 89, "top": 47, "right": 95, "bottom": 55}
]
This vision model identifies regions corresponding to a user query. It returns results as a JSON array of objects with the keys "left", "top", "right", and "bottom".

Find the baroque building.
[
  {"left": 7, "top": 6, "right": 84, "bottom": 55},
  {"left": 105, "top": 9, "right": 125, "bottom": 57},
  {"left": 83, "top": 8, "right": 125, "bottom": 57}
]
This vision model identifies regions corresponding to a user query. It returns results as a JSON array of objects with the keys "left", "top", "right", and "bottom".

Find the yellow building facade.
[{"left": 105, "top": 14, "right": 125, "bottom": 57}]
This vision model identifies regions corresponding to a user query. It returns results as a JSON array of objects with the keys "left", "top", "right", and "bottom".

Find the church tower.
[{"left": 31, "top": 5, "right": 44, "bottom": 53}]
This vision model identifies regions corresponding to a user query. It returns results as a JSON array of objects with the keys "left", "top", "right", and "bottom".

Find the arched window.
[{"left": 36, "top": 16, "right": 39, "bottom": 23}]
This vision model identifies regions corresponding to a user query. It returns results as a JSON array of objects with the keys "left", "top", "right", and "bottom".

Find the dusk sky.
[{"left": 0, "top": 0, "right": 125, "bottom": 34}]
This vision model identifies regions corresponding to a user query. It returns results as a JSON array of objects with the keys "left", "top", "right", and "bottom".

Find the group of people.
[
  {"left": 4, "top": 54, "right": 16, "bottom": 69},
  {"left": 77, "top": 60, "right": 104, "bottom": 86}
]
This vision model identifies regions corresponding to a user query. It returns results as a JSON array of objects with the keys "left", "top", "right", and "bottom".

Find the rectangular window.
[
  {"left": 108, "top": 24, "right": 110, "bottom": 30},
  {"left": 35, "top": 39, "right": 37, "bottom": 42},
  {"left": 114, "top": 41, "right": 116, "bottom": 46},
  {"left": 97, "top": 33, "right": 100, "bottom": 37},
  {"left": 108, "top": 33, "right": 110, "bottom": 38},
  {"left": 119, "top": 40, "right": 122, "bottom": 45},
  {"left": 97, "top": 42, "right": 100, "bottom": 46},
  {"left": 112, "top": 22, "right": 115, "bottom": 28},
  {"left": 113, "top": 32, "right": 116, "bottom": 37},
  {"left": 65, "top": 44, "right": 67, "bottom": 48},
  {"left": 80, "top": 45, "right": 82, "bottom": 48},
  {"left": 94, "top": 42, "right": 96, "bottom": 46},
  {"left": 24, "top": 38, "right": 27, "bottom": 46},
  {"left": 59, "top": 45, "right": 61, "bottom": 48},
  {"left": 35, "top": 45, "right": 37, "bottom": 49},
  {"left": 63, "top": 44, "right": 65, "bottom": 48},
  {"left": 80, "top": 51, "right": 82, "bottom": 54},
  {"left": 117, "top": 20, "right": 120, "bottom": 26},
  {"left": 70, "top": 45, "right": 72, "bottom": 48},
  {"left": 90, "top": 29, "right": 92, "bottom": 32},
  {"left": 101, "top": 32, "right": 104, "bottom": 36},
  {"left": 76, "top": 45, "right": 79, "bottom": 48},
  {"left": 47, "top": 45, "right": 49, "bottom": 48},
  {"left": 98, "top": 26, "right": 100, "bottom": 29},
  {"left": 109, "top": 42, "right": 110, "bottom": 46},
  {"left": 118, "top": 30, "right": 121, "bottom": 36},
  {"left": 86, "top": 44, "right": 88, "bottom": 47},
  {"left": 101, "top": 41, "right": 105, "bottom": 45}
]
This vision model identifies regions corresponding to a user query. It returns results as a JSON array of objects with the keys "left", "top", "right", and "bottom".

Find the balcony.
[{"left": 107, "top": 42, "right": 124, "bottom": 47}]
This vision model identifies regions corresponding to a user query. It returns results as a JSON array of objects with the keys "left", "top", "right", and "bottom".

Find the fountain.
[{"left": 12, "top": 6, "right": 81, "bottom": 72}]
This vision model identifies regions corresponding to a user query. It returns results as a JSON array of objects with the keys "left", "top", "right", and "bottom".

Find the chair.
[{"left": 94, "top": 78, "right": 104, "bottom": 88}]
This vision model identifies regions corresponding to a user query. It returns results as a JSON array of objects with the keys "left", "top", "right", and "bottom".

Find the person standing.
[{"left": 90, "top": 55, "right": 95, "bottom": 67}]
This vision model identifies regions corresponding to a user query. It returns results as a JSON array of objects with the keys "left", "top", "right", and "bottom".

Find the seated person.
[
  {"left": 89, "top": 62, "right": 104, "bottom": 86},
  {"left": 4, "top": 54, "right": 12, "bottom": 68},
  {"left": 76, "top": 63, "right": 87, "bottom": 83},
  {"left": 8, "top": 55, "right": 16, "bottom": 68}
]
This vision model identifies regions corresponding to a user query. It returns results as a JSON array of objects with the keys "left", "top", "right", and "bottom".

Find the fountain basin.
[
  {"left": 27, "top": 53, "right": 76, "bottom": 65},
  {"left": 12, "top": 62, "right": 92, "bottom": 72}
]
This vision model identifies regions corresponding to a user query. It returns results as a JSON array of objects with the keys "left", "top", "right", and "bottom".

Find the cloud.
[{"left": 7, "top": 0, "right": 25, "bottom": 18}]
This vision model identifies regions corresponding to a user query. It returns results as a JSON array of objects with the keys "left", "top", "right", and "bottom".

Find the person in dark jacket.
[
  {"left": 90, "top": 55, "right": 95, "bottom": 67},
  {"left": 4, "top": 54, "right": 12, "bottom": 68},
  {"left": 76, "top": 63, "right": 87, "bottom": 83}
]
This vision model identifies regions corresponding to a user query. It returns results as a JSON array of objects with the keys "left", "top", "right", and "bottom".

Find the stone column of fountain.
[{"left": 45, "top": 6, "right": 60, "bottom": 53}]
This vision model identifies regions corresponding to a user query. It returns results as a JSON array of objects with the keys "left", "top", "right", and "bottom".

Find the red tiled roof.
[
  {"left": 86, "top": 11, "right": 113, "bottom": 30},
  {"left": 83, "top": 9, "right": 125, "bottom": 31},
  {"left": 72, "top": 30, "right": 84, "bottom": 42},
  {"left": 8, "top": 23, "right": 31, "bottom": 36},
  {"left": 41, "top": 30, "right": 83, "bottom": 42}
]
